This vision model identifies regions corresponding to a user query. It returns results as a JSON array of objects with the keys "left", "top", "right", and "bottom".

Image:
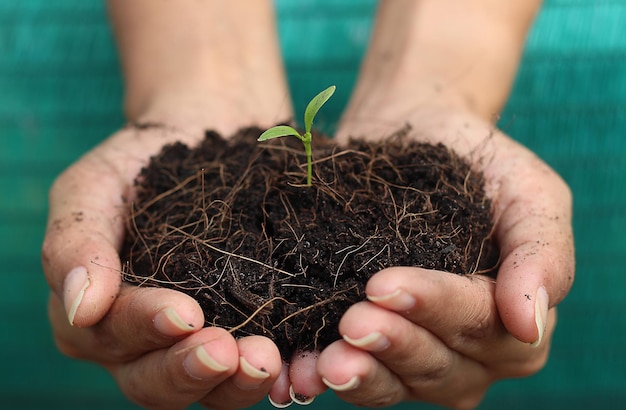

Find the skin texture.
[{"left": 42, "top": 0, "right": 574, "bottom": 409}]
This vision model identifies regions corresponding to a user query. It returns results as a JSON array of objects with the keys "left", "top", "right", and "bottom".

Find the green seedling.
[{"left": 258, "top": 85, "right": 336, "bottom": 186}]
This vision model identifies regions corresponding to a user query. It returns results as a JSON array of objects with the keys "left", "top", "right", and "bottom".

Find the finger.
[
  {"left": 318, "top": 340, "right": 407, "bottom": 407},
  {"left": 330, "top": 302, "right": 492, "bottom": 409},
  {"left": 487, "top": 144, "right": 575, "bottom": 344},
  {"left": 49, "top": 285, "right": 205, "bottom": 363},
  {"left": 42, "top": 156, "right": 128, "bottom": 327},
  {"left": 287, "top": 351, "right": 327, "bottom": 405},
  {"left": 364, "top": 267, "right": 548, "bottom": 367},
  {"left": 113, "top": 327, "right": 239, "bottom": 410},
  {"left": 199, "top": 336, "right": 282, "bottom": 409},
  {"left": 268, "top": 362, "right": 292, "bottom": 408}
]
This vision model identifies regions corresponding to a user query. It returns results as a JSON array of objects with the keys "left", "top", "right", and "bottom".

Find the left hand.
[{"left": 43, "top": 126, "right": 287, "bottom": 410}]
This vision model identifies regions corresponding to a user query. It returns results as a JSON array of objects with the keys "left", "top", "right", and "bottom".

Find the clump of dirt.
[{"left": 122, "top": 125, "right": 497, "bottom": 359}]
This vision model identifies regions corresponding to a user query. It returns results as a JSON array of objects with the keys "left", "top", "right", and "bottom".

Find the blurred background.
[{"left": 1, "top": 0, "right": 624, "bottom": 409}]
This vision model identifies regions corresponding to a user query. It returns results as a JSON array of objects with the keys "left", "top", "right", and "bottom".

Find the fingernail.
[
  {"left": 531, "top": 286, "right": 549, "bottom": 348},
  {"left": 367, "top": 289, "right": 415, "bottom": 311},
  {"left": 268, "top": 395, "right": 293, "bottom": 408},
  {"left": 63, "top": 267, "right": 90, "bottom": 326},
  {"left": 234, "top": 356, "right": 270, "bottom": 390},
  {"left": 322, "top": 376, "right": 360, "bottom": 392},
  {"left": 183, "top": 345, "right": 229, "bottom": 379},
  {"left": 289, "top": 385, "right": 315, "bottom": 405},
  {"left": 154, "top": 307, "right": 195, "bottom": 336},
  {"left": 343, "top": 332, "right": 390, "bottom": 352}
]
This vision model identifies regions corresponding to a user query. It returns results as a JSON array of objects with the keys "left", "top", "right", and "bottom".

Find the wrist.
[
  {"left": 337, "top": 75, "right": 473, "bottom": 144},
  {"left": 131, "top": 78, "right": 293, "bottom": 138},
  {"left": 340, "top": 0, "right": 540, "bottom": 131},
  {"left": 110, "top": 0, "right": 292, "bottom": 137}
]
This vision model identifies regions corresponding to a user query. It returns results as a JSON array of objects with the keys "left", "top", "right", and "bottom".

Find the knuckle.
[
  {"left": 91, "top": 327, "right": 135, "bottom": 362},
  {"left": 457, "top": 304, "right": 493, "bottom": 346},
  {"left": 403, "top": 357, "right": 490, "bottom": 410},
  {"left": 404, "top": 352, "right": 455, "bottom": 388}
]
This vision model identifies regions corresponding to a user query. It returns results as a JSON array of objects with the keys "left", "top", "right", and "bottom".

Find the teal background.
[{"left": 1, "top": 0, "right": 625, "bottom": 409}]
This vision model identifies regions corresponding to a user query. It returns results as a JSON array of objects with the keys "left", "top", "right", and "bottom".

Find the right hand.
[{"left": 42, "top": 126, "right": 285, "bottom": 409}]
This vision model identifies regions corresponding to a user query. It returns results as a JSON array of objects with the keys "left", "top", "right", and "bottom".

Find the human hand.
[
  {"left": 305, "top": 106, "right": 574, "bottom": 408},
  {"left": 301, "top": 0, "right": 575, "bottom": 405},
  {"left": 42, "top": 126, "right": 291, "bottom": 409}
]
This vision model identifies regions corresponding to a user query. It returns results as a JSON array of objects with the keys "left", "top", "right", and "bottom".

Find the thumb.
[
  {"left": 491, "top": 149, "right": 575, "bottom": 345},
  {"left": 42, "top": 154, "right": 128, "bottom": 327}
]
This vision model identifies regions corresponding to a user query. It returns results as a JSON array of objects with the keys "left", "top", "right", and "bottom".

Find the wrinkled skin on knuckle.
[
  {"left": 402, "top": 349, "right": 456, "bottom": 390},
  {"left": 405, "top": 363, "right": 454, "bottom": 390},
  {"left": 88, "top": 326, "right": 136, "bottom": 363},
  {"left": 455, "top": 308, "right": 496, "bottom": 349},
  {"left": 403, "top": 361, "right": 491, "bottom": 410}
]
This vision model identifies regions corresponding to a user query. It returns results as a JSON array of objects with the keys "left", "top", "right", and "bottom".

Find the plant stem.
[{"left": 303, "top": 132, "right": 313, "bottom": 186}]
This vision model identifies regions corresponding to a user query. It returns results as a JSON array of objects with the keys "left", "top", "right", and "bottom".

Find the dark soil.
[{"left": 122, "top": 125, "right": 497, "bottom": 359}]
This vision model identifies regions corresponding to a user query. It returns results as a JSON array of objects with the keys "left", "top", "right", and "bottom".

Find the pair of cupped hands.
[{"left": 42, "top": 99, "right": 574, "bottom": 410}]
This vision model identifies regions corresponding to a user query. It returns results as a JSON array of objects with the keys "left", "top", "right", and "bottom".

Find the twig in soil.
[
  {"left": 280, "top": 283, "right": 318, "bottom": 290},
  {"left": 132, "top": 171, "right": 201, "bottom": 217},
  {"left": 357, "top": 244, "right": 390, "bottom": 272},
  {"left": 313, "top": 313, "right": 330, "bottom": 351},
  {"left": 273, "top": 284, "right": 358, "bottom": 329},
  {"left": 166, "top": 224, "right": 296, "bottom": 278},
  {"left": 334, "top": 234, "right": 377, "bottom": 286},
  {"left": 118, "top": 259, "right": 206, "bottom": 290},
  {"left": 202, "top": 288, "right": 268, "bottom": 333},
  {"left": 385, "top": 183, "right": 410, "bottom": 252},
  {"left": 227, "top": 296, "right": 294, "bottom": 334}
]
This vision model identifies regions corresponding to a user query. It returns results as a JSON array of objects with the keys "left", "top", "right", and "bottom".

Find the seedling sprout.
[{"left": 258, "top": 85, "right": 336, "bottom": 186}]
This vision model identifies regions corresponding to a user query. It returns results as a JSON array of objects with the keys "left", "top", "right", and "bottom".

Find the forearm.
[
  {"left": 107, "top": 0, "right": 291, "bottom": 134},
  {"left": 344, "top": 0, "right": 541, "bottom": 124}
]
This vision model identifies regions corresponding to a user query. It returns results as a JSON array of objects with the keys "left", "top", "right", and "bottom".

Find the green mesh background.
[{"left": 1, "top": 0, "right": 624, "bottom": 408}]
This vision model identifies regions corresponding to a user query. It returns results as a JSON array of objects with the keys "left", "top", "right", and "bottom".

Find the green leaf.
[
  {"left": 258, "top": 125, "right": 302, "bottom": 141},
  {"left": 303, "top": 85, "right": 336, "bottom": 134}
]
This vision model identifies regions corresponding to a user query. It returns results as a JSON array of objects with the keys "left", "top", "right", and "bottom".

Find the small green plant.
[{"left": 258, "top": 85, "right": 336, "bottom": 186}]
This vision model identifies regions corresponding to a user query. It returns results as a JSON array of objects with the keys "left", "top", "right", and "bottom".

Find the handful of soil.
[{"left": 122, "top": 126, "right": 496, "bottom": 359}]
